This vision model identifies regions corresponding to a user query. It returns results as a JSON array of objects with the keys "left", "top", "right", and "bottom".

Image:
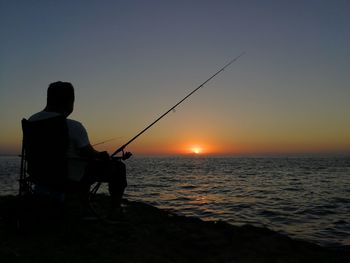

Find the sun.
[
  {"left": 181, "top": 143, "right": 210, "bottom": 155},
  {"left": 191, "top": 147, "right": 202, "bottom": 155}
]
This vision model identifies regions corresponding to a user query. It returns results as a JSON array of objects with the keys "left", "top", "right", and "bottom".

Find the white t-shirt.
[{"left": 28, "top": 111, "right": 90, "bottom": 181}]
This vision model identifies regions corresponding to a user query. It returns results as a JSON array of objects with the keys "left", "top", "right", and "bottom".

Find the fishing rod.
[{"left": 111, "top": 52, "right": 246, "bottom": 157}]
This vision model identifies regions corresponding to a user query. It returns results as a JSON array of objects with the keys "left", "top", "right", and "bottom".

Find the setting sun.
[
  {"left": 174, "top": 141, "right": 220, "bottom": 156},
  {"left": 185, "top": 143, "right": 208, "bottom": 155},
  {"left": 191, "top": 147, "right": 202, "bottom": 154}
]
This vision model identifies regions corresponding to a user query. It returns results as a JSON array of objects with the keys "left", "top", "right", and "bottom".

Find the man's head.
[{"left": 46, "top": 81, "right": 75, "bottom": 117}]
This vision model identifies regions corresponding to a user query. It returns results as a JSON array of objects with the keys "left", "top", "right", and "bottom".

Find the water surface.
[{"left": 1, "top": 155, "right": 349, "bottom": 246}]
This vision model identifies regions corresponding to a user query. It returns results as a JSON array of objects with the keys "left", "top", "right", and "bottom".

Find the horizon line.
[{"left": 1, "top": 152, "right": 350, "bottom": 158}]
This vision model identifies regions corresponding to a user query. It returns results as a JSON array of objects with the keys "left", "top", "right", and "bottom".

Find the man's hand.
[{"left": 122, "top": 151, "right": 132, "bottom": 160}]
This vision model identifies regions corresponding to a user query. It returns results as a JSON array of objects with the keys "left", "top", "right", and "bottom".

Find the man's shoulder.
[
  {"left": 66, "top": 118, "right": 84, "bottom": 127},
  {"left": 66, "top": 118, "right": 87, "bottom": 132},
  {"left": 28, "top": 112, "right": 85, "bottom": 131},
  {"left": 28, "top": 111, "right": 60, "bottom": 121},
  {"left": 66, "top": 118, "right": 89, "bottom": 146}
]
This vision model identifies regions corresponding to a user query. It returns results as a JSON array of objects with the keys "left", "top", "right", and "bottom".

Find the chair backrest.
[{"left": 21, "top": 115, "right": 69, "bottom": 191}]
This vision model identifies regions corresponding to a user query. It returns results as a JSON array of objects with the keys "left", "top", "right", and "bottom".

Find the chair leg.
[{"left": 87, "top": 182, "right": 113, "bottom": 220}]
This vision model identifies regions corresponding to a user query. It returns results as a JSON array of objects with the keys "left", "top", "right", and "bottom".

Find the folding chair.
[
  {"left": 19, "top": 115, "right": 110, "bottom": 220},
  {"left": 20, "top": 116, "right": 69, "bottom": 196}
]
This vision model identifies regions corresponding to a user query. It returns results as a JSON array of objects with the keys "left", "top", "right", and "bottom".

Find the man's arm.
[{"left": 79, "top": 144, "right": 110, "bottom": 160}]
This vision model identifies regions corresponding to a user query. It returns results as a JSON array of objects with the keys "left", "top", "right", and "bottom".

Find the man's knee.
[{"left": 111, "top": 160, "right": 126, "bottom": 178}]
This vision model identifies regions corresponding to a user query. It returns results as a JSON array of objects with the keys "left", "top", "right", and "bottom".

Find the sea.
[{"left": 1, "top": 155, "right": 349, "bottom": 247}]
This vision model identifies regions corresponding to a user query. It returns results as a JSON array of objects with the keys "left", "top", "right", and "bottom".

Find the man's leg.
[
  {"left": 79, "top": 161, "right": 105, "bottom": 216},
  {"left": 108, "top": 160, "right": 128, "bottom": 208},
  {"left": 82, "top": 159, "right": 127, "bottom": 208}
]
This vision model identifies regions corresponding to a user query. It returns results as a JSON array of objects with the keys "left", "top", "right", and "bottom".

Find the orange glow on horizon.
[{"left": 99, "top": 135, "right": 350, "bottom": 156}]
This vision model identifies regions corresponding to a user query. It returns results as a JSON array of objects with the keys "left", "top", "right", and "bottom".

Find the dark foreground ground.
[{"left": 1, "top": 195, "right": 349, "bottom": 263}]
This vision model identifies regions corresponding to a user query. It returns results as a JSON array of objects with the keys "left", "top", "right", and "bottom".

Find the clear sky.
[{"left": 1, "top": 0, "right": 349, "bottom": 156}]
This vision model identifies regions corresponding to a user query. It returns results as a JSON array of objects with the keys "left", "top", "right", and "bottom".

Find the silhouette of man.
[{"left": 29, "top": 81, "right": 130, "bottom": 217}]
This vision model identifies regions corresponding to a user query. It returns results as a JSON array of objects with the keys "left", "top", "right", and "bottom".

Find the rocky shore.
[{"left": 1, "top": 195, "right": 349, "bottom": 263}]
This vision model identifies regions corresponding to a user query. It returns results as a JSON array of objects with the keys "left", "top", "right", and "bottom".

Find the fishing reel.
[{"left": 111, "top": 149, "right": 132, "bottom": 161}]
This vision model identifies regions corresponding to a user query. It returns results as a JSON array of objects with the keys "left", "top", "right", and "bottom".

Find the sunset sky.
[{"left": 1, "top": 0, "right": 349, "bottom": 156}]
